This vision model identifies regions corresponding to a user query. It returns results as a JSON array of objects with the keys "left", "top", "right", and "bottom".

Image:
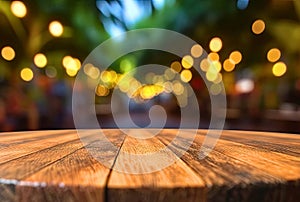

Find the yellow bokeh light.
[
  {"left": 140, "top": 86, "right": 155, "bottom": 99},
  {"left": 213, "top": 73, "right": 223, "bottom": 84},
  {"left": 49, "top": 21, "right": 63, "bottom": 37},
  {"left": 181, "top": 55, "right": 194, "bottom": 69},
  {"left": 180, "top": 69, "right": 192, "bottom": 83},
  {"left": 206, "top": 71, "right": 218, "bottom": 82},
  {"left": 100, "top": 71, "right": 117, "bottom": 83},
  {"left": 62, "top": 56, "right": 73, "bottom": 68},
  {"left": 209, "top": 37, "right": 222, "bottom": 52},
  {"left": 229, "top": 51, "right": 242, "bottom": 64},
  {"left": 62, "top": 56, "right": 81, "bottom": 71},
  {"left": 206, "top": 63, "right": 220, "bottom": 82},
  {"left": 210, "top": 61, "right": 222, "bottom": 72},
  {"left": 20, "top": 67, "right": 33, "bottom": 82},
  {"left": 267, "top": 48, "right": 281, "bottom": 62},
  {"left": 84, "top": 64, "right": 100, "bottom": 79},
  {"left": 34, "top": 53, "right": 47, "bottom": 68},
  {"left": 66, "top": 68, "right": 77, "bottom": 77},
  {"left": 84, "top": 63, "right": 93, "bottom": 74},
  {"left": 96, "top": 85, "right": 109, "bottom": 96},
  {"left": 74, "top": 58, "right": 81, "bottom": 70},
  {"left": 272, "top": 62, "right": 287, "bottom": 77},
  {"left": 252, "top": 19, "right": 265, "bottom": 35},
  {"left": 172, "top": 81, "right": 184, "bottom": 95},
  {"left": 208, "top": 52, "right": 219, "bottom": 61},
  {"left": 1, "top": 46, "right": 15, "bottom": 61},
  {"left": 171, "top": 61, "right": 182, "bottom": 72},
  {"left": 163, "top": 81, "right": 173, "bottom": 93},
  {"left": 200, "top": 59, "right": 210, "bottom": 72},
  {"left": 11, "top": 1, "right": 27, "bottom": 18},
  {"left": 191, "top": 44, "right": 203, "bottom": 58},
  {"left": 223, "top": 59, "right": 235, "bottom": 72}
]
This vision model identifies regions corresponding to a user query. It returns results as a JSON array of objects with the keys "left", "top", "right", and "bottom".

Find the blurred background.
[{"left": 0, "top": 0, "right": 299, "bottom": 133}]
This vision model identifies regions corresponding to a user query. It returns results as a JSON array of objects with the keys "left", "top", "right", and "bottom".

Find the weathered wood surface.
[{"left": 0, "top": 129, "right": 299, "bottom": 202}]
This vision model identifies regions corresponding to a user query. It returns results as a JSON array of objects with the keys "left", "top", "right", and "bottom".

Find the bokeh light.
[
  {"left": 66, "top": 68, "right": 77, "bottom": 77},
  {"left": 96, "top": 84, "right": 109, "bottom": 96},
  {"left": 252, "top": 19, "right": 265, "bottom": 35},
  {"left": 1, "top": 46, "right": 15, "bottom": 61},
  {"left": 120, "top": 59, "right": 134, "bottom": 73},
  {"left": 20, "top": 67, "right": 33, "bottom": 82},
  {"left": 100, "top": 70, "right": 117, "bottom": 83},
  {"left": 180, "top": 69, "right": 192, "bottom": 82},
  {"left": 229, "top": 51, "right": 242, "bottom": 64},
  {"left": 208, "top": 52, "right": 219, "bottom": 61},
  {"left": 49, "top": 21, "right": 64, "bottom": 37},
  {"left": 10, "top": 1, "right": 27, "bottom": 18},
  {"left": 209, "top": 37, "right": 222, "bottom": 52},
  {"left": 84, "top": 64, "right": 100, "bottom": 80},
  {"left": 191, "top": 44, "right": 203, "bottom": 58},
  {"left": 181, "top": 55, "right": 194, "bottom": 69},
  {"left": 235, "top": 78, "right": 254, "bottom": 93},
  {"left": 62, "top": 56, "right": 81, "bottom": 71},
  {"left": 34, "top": 53, "right": 47, "bottom": 68},
  {"left": 267, "top": 48, "right": 281, "bottom": 62},
  {"left": 213, "top": 73, "right": 223, "bottom": 84},
  {"left": 223, "top": 59, "right": 235, "bottom": 72},
  {"left": 172, "top": 81, "right": 184, "bottom": 95},
  {"left": 170, "top": 61, "right": 182, "bottom": 72},
  {"left": 200, "top": 59, "right": 210, "bottom": 72},
  {"left": 272, "top": 61, "right": 287, "bottom": 77}
]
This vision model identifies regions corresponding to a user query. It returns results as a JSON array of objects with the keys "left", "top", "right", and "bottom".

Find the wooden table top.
[{"left": 0, "top": 129, "right": 299, "bottom": 202}]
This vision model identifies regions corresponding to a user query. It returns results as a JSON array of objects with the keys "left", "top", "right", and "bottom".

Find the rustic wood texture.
[{"left": 0, "top": 129, "right": 299, "bottom": 202}]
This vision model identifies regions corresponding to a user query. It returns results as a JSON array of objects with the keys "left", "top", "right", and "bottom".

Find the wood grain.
[
  {"left": 107, "top": 129, "right": 205, "bottom": 202},
  {"left": 158, "top": 129, "right": 300, "bottom": 201},
  {"left": 0, "top": 129, "right": 299, "bottom": 202},
  {"left": 16, "top": 130, "right": 126, "bottom": 202}
]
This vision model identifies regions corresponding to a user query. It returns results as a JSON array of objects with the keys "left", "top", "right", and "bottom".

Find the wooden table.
[{"left": 0, "top": 129, "right": 299, "bottom": 202}]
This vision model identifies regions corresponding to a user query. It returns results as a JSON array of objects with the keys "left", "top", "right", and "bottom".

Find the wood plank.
[
  {"left": 220, "top": 130, "right": 300, "bottom": 156},
  {"left": 15, "top": 129, "right": 126, "bottom": 202},
  {"left": 0, "top": 130, "right": 99, "bottom": 202},
  {"left": 0, "top": 131, "right": 78, "bottom": 163},
  {"left": 0, "top": 129, "right": 299, "bottom": 202},
  {"left": 0, "top": 130, "right": 72, "bottom": 149},
  {"left": 157, "top": 129, "right": 294, "bottom": 201},
  {"left": 107, "top": 129, "right": 205, "bottom": 202}
]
